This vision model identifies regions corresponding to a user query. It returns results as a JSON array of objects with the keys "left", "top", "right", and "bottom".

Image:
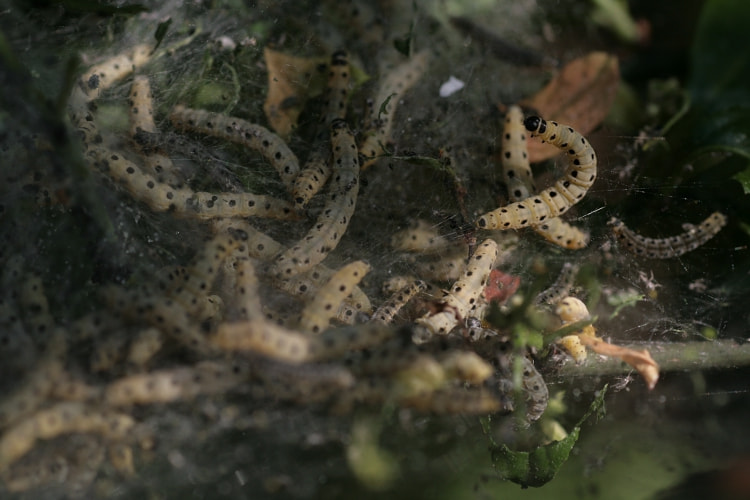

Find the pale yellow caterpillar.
[
  {"left": 169, "top": 105, "right": 300, "bottom": 192},
  {"left": 84, "top": 142, "right": 298, "bottom": 220},
  {"left": 213, "top": 321, "right": 399, "bottom": 363},
  {"left": 0, "top": 402, "right": 134, "bottom": 470},
  {"left": 359, "top": 50, "right": 430, "bottom": 169},
  {"left": 477, "top": 116, "right": 597, "bottom": 230},
  {"left": 128, "top": 76, "right": 183, "bottom": 186},
  {"left": 609, "top": 211, "right": 727, "bottom": 258},
  {"left": 291, "top": 50, "right": 351, "bottom": 208},
  {"left": 499, "top": 107, "right": 589, "bottom": 249},
  {"left": 390, "top": 219, "right": 455, "bottom": 254},
  {"left": 371, "top": 279, "right": 427, "bottom": 324},
  {"left": 416, "top": 239, "right": 498, "bottom": 336},
  {"left": 273, "top": 119, "right": 360, "bottom": 277},
  {"left": 75, "top": 44, "right": 152, "bottom": 102},
  {"left": 104, "top": 360, "right": 250, "bottom": 406},
  {"left": 298, "top": 261, "right": 371, "bottom": 334},
  {"left": 49, "top": 373, "right": 101, "bottom": 402}
]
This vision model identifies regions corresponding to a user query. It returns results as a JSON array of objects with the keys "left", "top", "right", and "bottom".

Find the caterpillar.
[
  {"left": 477, "top": 115, "right": 597, "bottom": 230},
  {"left": 273, "top": 119, "right": 361, "bottom": 277},
  {"left": 0, "top": 402, "right": 135, "bottom": 470},
  {"left": 291, "top": 50, "right": 351, "bottom": 208},
  {"left": 371, "top": 279, "right": 427, "bottom": 324},
  {"left": 535, "top": 262, "right": 579, "bottom": 305},
  {"left": 213, "top": 321, "right": 400, "bottom": 363},
  {"left": 298, "top": 260, "right": 371, "bottom": 334},
  {"left": 359, "top": 50, "right": 430, "bottom": 169},
  {"left": 83, "top": 142, "right": 297, "bottom": 220},
  {"left": 416, "top": 239, "right": 498, "bottom": 336},
  {"left": 609, "top": 211, "right": 727, "bottom": 258},
  {"left": 128, "top": 76, "right": 183, "bottom": 186},
  {"left": 74, "top": 44, "right": 152, "bottom": 103},
  {"left": 104, "top": 360, "right": 250, "bottom": 406},
  {"left": 169, "top": 105, "right": 300, "bottom": 193},
  {"left": 390, "top": 219, "right": 456, "bottom": 254},
  {"left": 496, "top": 354, "right": 549, "bottom": 422}
]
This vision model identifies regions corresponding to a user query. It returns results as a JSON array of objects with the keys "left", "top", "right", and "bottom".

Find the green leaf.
[
  {"left": 667, "top": 0, "right": 750, "bottom": 165},
  {"left": 488, "top": 385, "right": 608, "bottom": 488}
]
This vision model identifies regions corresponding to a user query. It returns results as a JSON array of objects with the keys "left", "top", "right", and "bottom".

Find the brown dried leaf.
[
  {"left": 522, "top": 52, "right": 620, "bottom": 162},
  {"left": 578, "top": 335, "right": 660, "bottom": 390},
  {"left": 263, "top": 48, "right": 327, "bottom": 139}
]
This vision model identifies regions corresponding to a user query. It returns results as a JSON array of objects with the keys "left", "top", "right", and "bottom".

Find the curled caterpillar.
[
  {"left": 609, "top": 211, "right": 727, "bottom": 258},
  {"left": 500, "top": 106, "right": 589, "bottom": 249},
  {"left": 273, "top": 119, "right": 360, "bottom": 277},
  {"left": 169, "top": 105, "right": 300, "bottom": 193},
  {"left": 477, "top": 115, "right": 596, "bottom": 230}
]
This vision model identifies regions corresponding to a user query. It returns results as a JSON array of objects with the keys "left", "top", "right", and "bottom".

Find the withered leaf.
[
  {"left": 522, "top": 52, "right": 620, "bottom": 162},
  {"left": 263, "top": 47, "right": 327, "bottom": 139}
]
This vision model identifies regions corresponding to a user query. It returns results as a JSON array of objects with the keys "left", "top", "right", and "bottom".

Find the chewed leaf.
[
  {"left": 521, "top": 52, "right": 619, "bottom": 162},
  {"left": 487, "top": 385, "right": 608, "bottom": 488}
]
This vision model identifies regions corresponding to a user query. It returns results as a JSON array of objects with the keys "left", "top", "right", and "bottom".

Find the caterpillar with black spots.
[
  {"left": 82, "top": 140, "right": 297, "bottom": 220},
  {"left": 273, "top": 119, "right": 361, "bottom": 277},
  {"left": 298, "top": 260, "right": 371, "bottom": 334},
  {"left": 416, "top": 239, "right": 498, "bottom": 337},
  {"left": 609, "top": 211, "right": 727, "bottom": 258},
  {"left": 477, "top": 115, "right": 597, "bottom": 230},
  {"left": 499, "top": 106, "right": 589, "bottom": 249}
]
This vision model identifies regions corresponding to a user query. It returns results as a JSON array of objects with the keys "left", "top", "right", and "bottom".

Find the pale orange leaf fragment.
[
  {"left": 578, "top": 335, "right": 660, "bottom": 390},
  {"left": 263, "top": 48, "right": 326, "bottom": 139},
  {"left": 521, "top": 52, "right": 620, "bottom": 162}
]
